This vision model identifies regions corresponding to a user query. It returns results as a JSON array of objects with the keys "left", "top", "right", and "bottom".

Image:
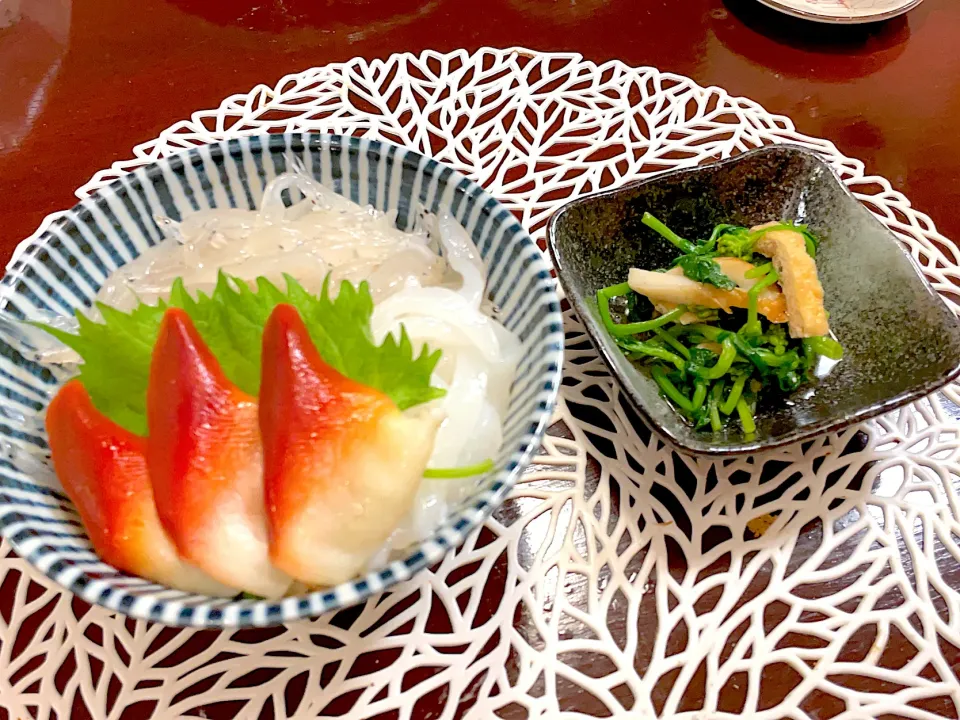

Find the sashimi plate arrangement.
[{"left": 0, "top": 133, "right": 563, "bottom": 627}]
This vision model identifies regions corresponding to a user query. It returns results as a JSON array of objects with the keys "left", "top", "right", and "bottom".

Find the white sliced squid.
[{"left": 436, "top": 209, "right": 487, "bottom": 310}]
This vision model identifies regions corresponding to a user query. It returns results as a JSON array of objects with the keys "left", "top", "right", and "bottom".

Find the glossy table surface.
[
  {"left": 1, "top": 0, "right": 959, "bottom": 717},
  {"left": 1, "top": 0, "right": 959, "bottom": 262}
]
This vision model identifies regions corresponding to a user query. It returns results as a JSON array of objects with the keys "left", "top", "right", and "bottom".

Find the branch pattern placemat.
[{"left": 3, "top": 48, "right": 959, "bottom": 719}]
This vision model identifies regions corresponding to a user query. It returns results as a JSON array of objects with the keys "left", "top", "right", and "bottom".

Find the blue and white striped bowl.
[{"left": 0, "top": 134, "right": 563, "bottom": 627}]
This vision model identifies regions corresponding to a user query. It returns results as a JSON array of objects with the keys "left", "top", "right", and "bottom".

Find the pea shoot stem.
[
  {"left": 697, "top": 338, "right": 737, "bottom": 380},
  {"left": 744, "top": 262, "right": 773, "bottom": 279},
  {"left": 623, "top": 341, "right": 686, "bottom": 371},
  {"left": 641, "top": 212, "right": 697, "bottom": 254},
  {"left": 651, "top": 365, "right": 694, "bottom": 412},
  {"left": 742, "top": 267, "right": 779, "bottom": 336},
  {"left": 803, "top": 335, "right": 843, "bottom": 360},
  {"left": 709, "top": 382, "right": 724, "bottom": 432},
  {"left": 691, "top": 380, "right": 707, "bottom": 412},
  {"left": 596, "top": 283, "right": 687, "bottom": 337},
  {"left": 736, "top": 397, "right": 756, "bottom": 435},
  {"left": 653, "top": 327, "right": 691, "bottom": 359},
  {"left": 720, "top": 375, "right": 747, "bottom": 415}
]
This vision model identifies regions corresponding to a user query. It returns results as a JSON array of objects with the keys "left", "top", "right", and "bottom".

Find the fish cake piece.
[
  {"left": 751, "top": 225, "right": 829, "bottom": 338},
  {"left": 629, "top": 256, "right": 788, "bottom": 323}
]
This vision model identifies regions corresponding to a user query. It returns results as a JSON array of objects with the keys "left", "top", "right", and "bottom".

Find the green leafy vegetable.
[
  {"left": 803, "top": 335, "right": 844, "bottom": 360},
  {"left": 597, "top": 283, "right": 689, "bottom": 337},
  {"left": 684, "top": 347, "right": 717, "bottom": 378},
  {"left": 695, "top": 337, "right": 737, "bottom": 380},
  {"left": 689, "top": 306, "right": 720, "bottom": 323},
  {"left": 675, "top": 254, "right": 737, "bottom": 291},
  {"left": 720, "top": 374, "right": 748, "bottom": 416},
  {"left": 593, "top": 217, "right": 836, "bottom": 434},
  {"left": 744, "top": 262, "right": 773, "bottom": 280},
  {"left": 596, "top": 251, "right": 838, "bottom": 430},
  {"left": 652, "top": 327, "right": 690, "bottom": 359},
  {"left": 37, "top": 273, "right": 445, "bottom": 435},
  {"left": 716, "top": 227, "right": 756, "bottom": 260},
  {"left": 39, "top": 301, "right": 166, "bottom": 435},
  {"left": 759, "top": 323, "right": 789, "bottom": 356},
  {"left": 651, "top": 365, "right": 694, "bottom": 412},
  {"left": 707, "top": 382, "right": 724, "bottom": 431},
  {"left": 617, "top": 337, "right": 686, "bottom": 370},
  {"left": 641, "top": 212, "right": 697, "bottom": 254},
  {"left": 642, "top": 213, "right": 737, "bottom": 290},
  {"left": 741, "top": 266, "right": 780, "bottom": 337},
  {"left": 736, "top": 396, "right": 756, "bottom": 435},
  {"left": 690, "top": 380, "right": 708, "bottom": 413}
]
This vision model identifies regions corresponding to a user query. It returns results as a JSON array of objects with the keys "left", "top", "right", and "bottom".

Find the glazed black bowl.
[{"left": 547, "top": 144, "right": 960, "bottom": 455}]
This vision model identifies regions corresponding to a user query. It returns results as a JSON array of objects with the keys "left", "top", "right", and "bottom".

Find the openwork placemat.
[{"left": 3, "top": 48, "right": 959, "bottom": 719}]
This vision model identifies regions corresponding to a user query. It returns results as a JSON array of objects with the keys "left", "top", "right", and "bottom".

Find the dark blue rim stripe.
[
  {"left": 117, "top": 174, "right": 163, "bottom": 247},
  {"left": 226, "top": 139, "right": 258, "bottom": 210},
  {"left": 168, "top": 155, "right": 202, "bottom": 213}
]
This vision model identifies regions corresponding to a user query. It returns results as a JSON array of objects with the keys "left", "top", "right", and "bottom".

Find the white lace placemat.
[{"left": 3, "top": 48, "right": 959, "bottom": 719}]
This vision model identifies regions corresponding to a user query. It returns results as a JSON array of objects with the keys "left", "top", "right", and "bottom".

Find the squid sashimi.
[
  {"left": 259, "top": 304, "right": 440, "bottom": 586},
  {"left": 46, "top": 380, "right": 232, "bottom": 595},
  {"left": 146, "top": 309, "right": 291, "bottom": 598},
  {"left": 33, "top": 166, "right": 523, "bottom": 594}
]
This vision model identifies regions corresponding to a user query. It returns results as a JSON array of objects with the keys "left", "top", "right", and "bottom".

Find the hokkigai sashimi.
[
  {"left": 147, "top": 309, "right": 291, "bottom": 598},
  {"left": 46, "top": 381, "right": 232, "bottom": 596},
  {"left": 32, "top": 167, "right": 521, "bottom": 595},
  {"left": 260, "top": 305, "right": 440, "bottom": 586}
]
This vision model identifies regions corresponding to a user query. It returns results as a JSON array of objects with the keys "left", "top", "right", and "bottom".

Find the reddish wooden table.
[
  {"left": 1, "top": 0, "right": 958, "bottom": 263},
  {"left": 1, "top": 1, "right": 958, "bottom": 717}
]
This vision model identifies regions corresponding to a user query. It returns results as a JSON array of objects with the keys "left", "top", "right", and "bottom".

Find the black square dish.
[{"left": 547, "top": 145, "right": 960, "bottom": 455}]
